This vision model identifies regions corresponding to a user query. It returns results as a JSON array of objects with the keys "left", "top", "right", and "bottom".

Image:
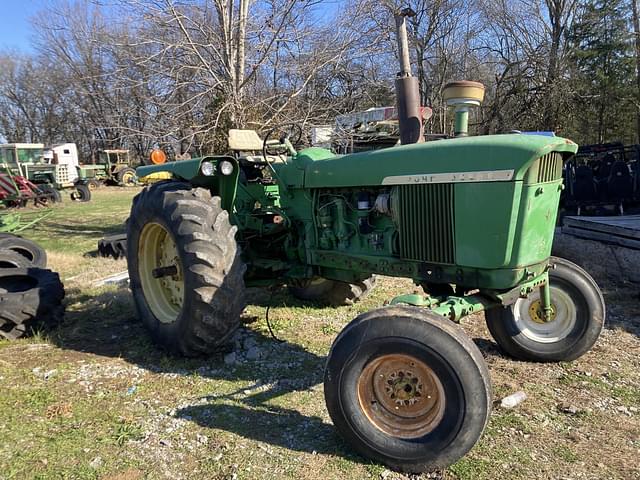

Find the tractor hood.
[{"left": 298, "top": 134, "right": 577, "bottom": 188}]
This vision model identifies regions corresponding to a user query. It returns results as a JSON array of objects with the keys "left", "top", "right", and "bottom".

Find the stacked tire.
[{"left": 0, "top": 235, "right": 65, "bottom": 340}]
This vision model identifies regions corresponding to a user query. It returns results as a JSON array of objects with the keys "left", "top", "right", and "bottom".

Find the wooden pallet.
[{"left": 562, "top": 215, "right": 640, "bottom": 250}]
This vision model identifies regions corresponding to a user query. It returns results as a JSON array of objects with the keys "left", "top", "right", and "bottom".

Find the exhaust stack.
[{"left": 394, "top": 8, "right": 423, "bottom": 145}]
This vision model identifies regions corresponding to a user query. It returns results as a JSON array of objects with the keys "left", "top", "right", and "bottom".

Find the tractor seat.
[
  {"left": 573, "top": 164, "right": 597, "bottom": 202},
  {"left": 607, "top": 160, "right": 633, "bottom": 202},
  {"left": 228, "top": 129, "right": 286, "bottom": 163}
]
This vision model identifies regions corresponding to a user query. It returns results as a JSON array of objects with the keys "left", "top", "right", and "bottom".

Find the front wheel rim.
[
  {"left": 138, "top": 222, "right": 184, "bottom": 324},
  {"left": 357, "top": 353, "right": 446, "bottom": 439},
  {"left": 513, "top": 286, "right": 576, "bottom": 343}
]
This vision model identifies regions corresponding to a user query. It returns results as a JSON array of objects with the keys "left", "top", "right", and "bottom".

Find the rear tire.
[
  {"left": 117, "top": 168, "right": 137, "bottom": 187},
  {"left": 289, "top": 276, "right": 375, "bottom": 306},
  {"left": 485, "top": 256, "right": 605, "bottom": 362},
  {"left": 325, "top": 306, "right": 491, "bottom": 473},
  {"left": 0, "top": 236, "right": 47, "bottom": 268},
  {"left": 127, "top": 182, "right": 246, "bottom": 356},
  {"left": 39, "top": 184, "right": 62, "bottom": 203},
  {"left": 86, "top": 179, "right": 101, "bottom": 191},
  {"left": 0, "top": 268, "right": 65, "bottom": 340}
]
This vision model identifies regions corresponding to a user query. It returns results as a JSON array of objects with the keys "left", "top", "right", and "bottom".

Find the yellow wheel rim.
[
  {"left": 528, "top": 299, "right": 557, "bottom": 324},
  {"left": 122, "top": 172, "right": 135, "bottom": 185},
  {"left": 138, "top": 222, "right": 184, "bottom": 324}
]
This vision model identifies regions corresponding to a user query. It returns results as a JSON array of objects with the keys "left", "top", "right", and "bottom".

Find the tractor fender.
[{"left": 136, "top": 156, "right": 239, "bottom": 211}]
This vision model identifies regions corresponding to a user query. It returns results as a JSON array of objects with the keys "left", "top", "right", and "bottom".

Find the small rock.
[
  {"left": 629, "top": 406, "right": 638, "bottom": 413},
  {"left": 89, "top": 456, "right": 103, "bottom": 469},
  {"left": 558, "top": 403, "right": 579, "bottom": 415},
  {"left": 159, "top": 439, "right": 172, "bottom": 448},
  {"left": 126, "top": 386, "right": 137, "bottom": 395},
  {"left": 196, "top": 434, "right": 208, "bottom": 445},
  {"left": 224, "top": 352, "right": 237, "bottom": 365},
  {"left": 245, "top": 346, "right": 261, "bottom": 361},
  {"left": 500, "top": 391, "right": 527, "bottom": 409},
  {"left": 380, "top": 469, "right": 392, "bottom": 479},
  {"left": 616, "top": 405, "right": 631, "bottom": 416},
  {"left": 43, "top": 369, "right": 57, "bottom": 380},
  {"left": 32, "top": 367, "right": 42, "bottom": 375}
]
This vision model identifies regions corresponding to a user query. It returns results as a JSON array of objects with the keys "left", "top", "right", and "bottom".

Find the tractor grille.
[
  {"left": 397, "top": 184, "right": 455, "bottom": 264},
  {"left": 527, "top": 152, "right": 563, "bottom": 184}
]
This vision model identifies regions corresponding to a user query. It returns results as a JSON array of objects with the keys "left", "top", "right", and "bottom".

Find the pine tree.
[{"left": 567, "top": 0, "right": 635, "bottom": 143}]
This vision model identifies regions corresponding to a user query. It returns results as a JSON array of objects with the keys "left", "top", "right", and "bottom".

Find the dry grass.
[{"left": 0, "top": 187, "right": 639, "bottom": 480}]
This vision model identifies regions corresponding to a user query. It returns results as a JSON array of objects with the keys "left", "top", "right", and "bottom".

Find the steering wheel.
[{"left": 262, "top": 123, "right": 303, "bottom": 158}]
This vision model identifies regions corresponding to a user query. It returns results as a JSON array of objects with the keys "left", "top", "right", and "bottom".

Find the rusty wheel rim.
[{"left": 357, "top": 354, "right": 446, "bottom": 438}]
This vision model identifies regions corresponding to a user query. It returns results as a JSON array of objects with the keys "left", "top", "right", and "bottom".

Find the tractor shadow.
[{"left": 48, "top": 285, "right": 360, "bottom": 459}]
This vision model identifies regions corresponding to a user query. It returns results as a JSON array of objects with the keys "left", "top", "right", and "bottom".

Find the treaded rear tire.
[
  {"left": 127, "top": 181, "right": 246, "bottom": 356},
  {"left": 289, "top": 276, "right": 376, "bottom": 306},
  {"left": 117, "top": 168, "right": 137, "bottom": 186},
  {"left": 0, "top": 235, "right": 47, "bottom": 268},
  {"left": 0, "top": 268, "right": 65, "bottom": 340}
]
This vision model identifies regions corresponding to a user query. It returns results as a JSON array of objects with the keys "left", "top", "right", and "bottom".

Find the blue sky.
[
  {"left": 0, "top": 0, "right": 48, "bottom": 51},
  {"left": 0, "top": 0, "right": 343, "bottom": 52}
]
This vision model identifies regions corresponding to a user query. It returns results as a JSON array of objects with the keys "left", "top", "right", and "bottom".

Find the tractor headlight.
[
  {"left": 219, "top": 160, "right": 234, "bottom": 176},
  {"left": 200, "top": 161, "right": 215, "bottom": 176}
]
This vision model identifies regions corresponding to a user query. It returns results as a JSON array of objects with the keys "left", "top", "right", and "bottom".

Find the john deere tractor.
[{"left": 125, "top": 12, "right": 604, "bottom": 474}]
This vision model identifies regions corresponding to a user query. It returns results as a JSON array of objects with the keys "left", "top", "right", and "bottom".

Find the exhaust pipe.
[{"left": 394, "top": 8, "right": 423, "bottom": 145}]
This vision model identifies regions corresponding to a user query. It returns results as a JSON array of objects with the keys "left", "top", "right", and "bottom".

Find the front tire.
[
  {"left": 325, "top": 306, "right": 491, "bottom": 473},
  {"left": 126, "top": 182, "right": 246, "bottom": 356},
  {"left": 70, "top": 184, "right": 91, "bottom": 202},
  {"left": 485, "top": 256, "right": 605, "bottom": 362}
]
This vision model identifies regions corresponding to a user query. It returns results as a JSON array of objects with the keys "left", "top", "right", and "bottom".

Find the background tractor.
[
  {"left": 78, "top": 149, "right": 138, "bottom": 189},
  {"left": 124, "top": 10, "right": 604, "bottom": 474},
  {"left": 0, "top": 142, "right": 91, "bottom": 202}
]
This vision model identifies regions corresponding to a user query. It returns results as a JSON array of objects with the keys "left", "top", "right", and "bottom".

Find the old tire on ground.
[
  {"left": 485, "top": 256, "right": 605, "bottom": 362},
  {"left": 0, "top": 236, "right": 47, "bottom": 268},
  {"left": 0, "top": 248, "right": 33, "bottom": 268},
  {"left": 0, "top": 268, "right": 65, "bottom": 340},
  {"left": 118, "top": 168, "right": 137, "bottom": 187},
  {"left": 127, "top": 181, "right": 246, "bottom": 356},
  {"left": 289, "top": 276, "right": 375, "bottom": 306},
  {"left": 70, "top": 183, "right": 91, "bottom": 202},
  {"left": 325, "top": 306, "right": 491, "bottom": 473}
]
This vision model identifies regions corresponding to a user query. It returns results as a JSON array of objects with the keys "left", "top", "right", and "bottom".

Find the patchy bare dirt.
[{"left": 0, "top": 190, "right": 639, "bottom": 480}]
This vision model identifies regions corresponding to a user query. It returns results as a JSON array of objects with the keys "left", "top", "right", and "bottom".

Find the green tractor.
[
  {"left": 78, "top": 149, "right": 137, "bottom": 189},
  {"left": 124, "top": 13, "right": 604, "bottom": 473},
  {"left": 0, "top": 143, "right": 91, "bottom": 202}
]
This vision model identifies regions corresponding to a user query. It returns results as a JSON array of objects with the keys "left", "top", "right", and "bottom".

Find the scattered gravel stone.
[
  {"left": 616, "top": 405, "right": 631, "bottom": 416},
  {"left": 558, "top": 403, "right": 579, "bottom": 415},
  {"left": 43, "top": 369, "right": 57, "bottom": 380},
  {"left": 89, "top": 456, "right": 103, "bottom": 469}
]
